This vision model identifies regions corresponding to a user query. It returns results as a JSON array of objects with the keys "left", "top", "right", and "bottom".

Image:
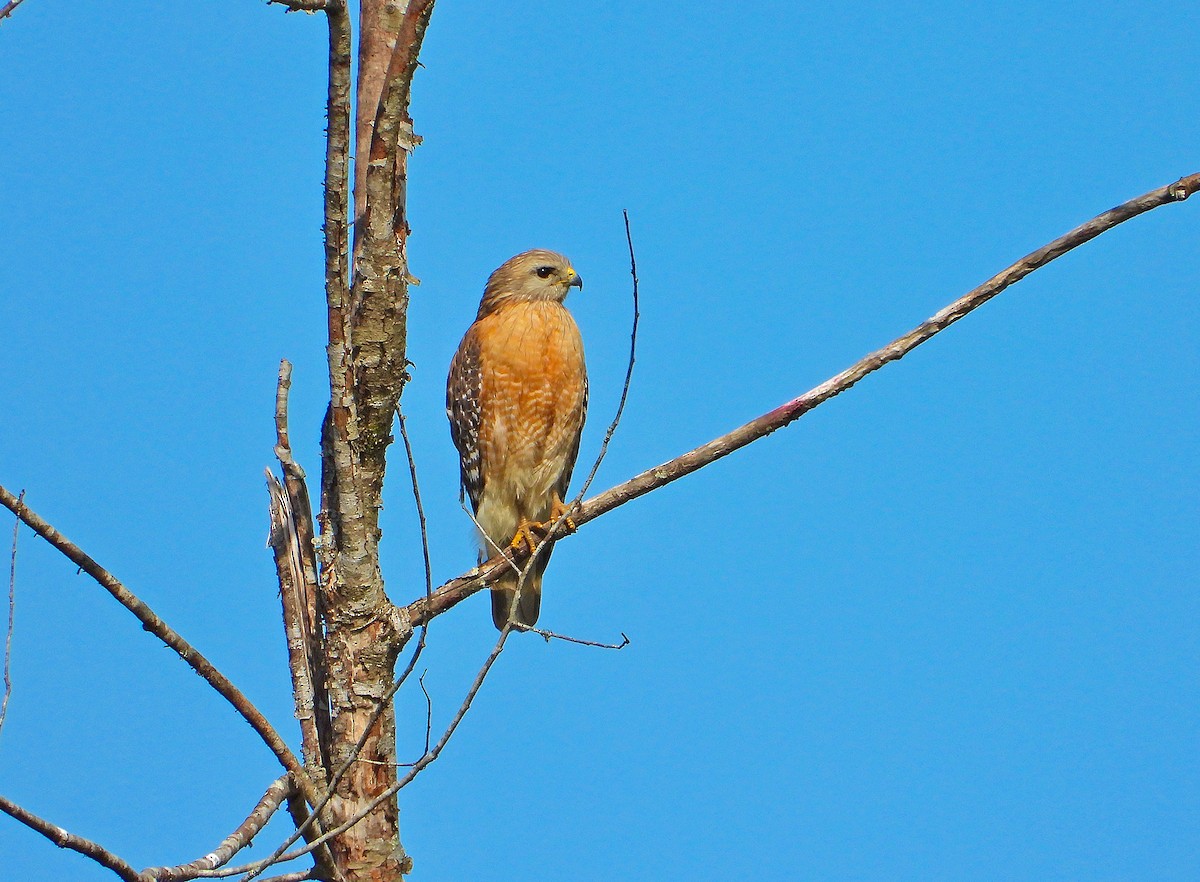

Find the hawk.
[{"left": 447, "top": 249, "right": 588, "bottom": 629}]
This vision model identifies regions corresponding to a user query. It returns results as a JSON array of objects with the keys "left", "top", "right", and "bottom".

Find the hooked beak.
[{"left": 568, "top": 270, "right": 583, "bottom": 290}]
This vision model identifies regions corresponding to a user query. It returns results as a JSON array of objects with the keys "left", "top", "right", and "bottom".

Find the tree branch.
[
  {"left": 266, "top": 0, "right": 329, "bottom": 11},
  {"left": 139, "top": 776, "right": 293, "bottom": 882},
  {"left": 406, "top": 171, "right": 1200, "bottom": 627},
  {"left": 1, "top": 490, "right": 20, "bottom": 736},
  {"left": 573, "top": 210, "right": 640, "bottom": 503},
  {"left": 268, "top": 363, "right": 328, "bottom": 776},
  {"left": 0, "top": 794, "right": 141, "bottom": 882},
  {"left": 0, "top": 0, "right": 28, "bottom": 24},
  {"left": 513, "top": 624, "right": 631, "bottom": 650},
  {"left": 0, "top": 485, "right": 321, "bottom": 809}
]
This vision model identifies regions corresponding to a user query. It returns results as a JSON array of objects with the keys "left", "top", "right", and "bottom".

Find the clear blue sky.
[{"left": 3, "top": 2, "right": 1198, "bottom": 879}]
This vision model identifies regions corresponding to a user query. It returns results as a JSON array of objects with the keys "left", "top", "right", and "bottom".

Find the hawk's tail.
[
  {"left": 490, "top": 575, "right": 541, "bottom": 630},
  {"left": 490, "top": 547, "right": 551, "bottom": 630}
]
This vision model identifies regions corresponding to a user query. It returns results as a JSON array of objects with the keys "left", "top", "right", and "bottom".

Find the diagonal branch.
[
  {"left": 0, "top": 794, "right": 141, "bottom": 882},
  {"left": 1, "top": 490, "right": 20, "bottom": 736},
  {"left": 139, "top": 776, "right": 293, "bottom": 882},
  {"left": 0, "top": 0, "right": 28, "bottom": 24},
  {"left": 0, "top": 485, "right": 320, "bottom": 809},
  {"left": 406, "top": 171, "right": 1200, "bottom": 627}
]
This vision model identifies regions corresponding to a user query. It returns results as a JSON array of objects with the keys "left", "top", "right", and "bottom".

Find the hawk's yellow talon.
[
  {"left": 510, "top": 520, "right": 541, "bottom": 554},
  {"left": 549, "top": 498, "right": 577, "bottom": 534}
]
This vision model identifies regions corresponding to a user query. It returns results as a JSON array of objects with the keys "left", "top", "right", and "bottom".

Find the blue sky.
[{"left": 2, "top": 2, "right": 1198, "bottom": 879}]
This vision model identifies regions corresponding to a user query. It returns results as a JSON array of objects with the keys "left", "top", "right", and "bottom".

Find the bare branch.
[
  {"left": 513, "top": 624, "right": 631, "bottom": 650},
  {"left": 395, "top": 406, "right": 432, "bottom": 600},
  {"left": 0, "top": 794, "right": 141, "bottom": 882},
  {"left": 0, "top": 0, "right": 28, "bottom": 24},
  {"left": 1, "top": 490, "right": 20, "bottom": 736},
  {"left": 0, "top": 485, "right": 320, "bottom": 809},
  {"left": 417, "top": 671, "right": 432, "bottom": 756},
  {"left": 269, "top": 361, "right": 328, "bottom": 775},
  {"left": 574, "top": 209, "right": 641, "bottom": 502},
  {"left": 139, "top": 776, "right": 293, "bottom": 882},
  {"left": 406, "top": 171, "right": 1200, "bottom": 627},
  {"left": 267, "top": 0, "right": 329, "bottom": 11}
]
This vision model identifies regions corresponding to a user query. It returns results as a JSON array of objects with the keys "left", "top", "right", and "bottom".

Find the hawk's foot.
[
  {"left": 549, "top": 498, "right": 578, "bottom": 534},
  {"left": 510, "top": 520, "right": 542, "bottom": 555}
]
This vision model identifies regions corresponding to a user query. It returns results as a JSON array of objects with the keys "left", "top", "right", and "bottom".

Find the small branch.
[
  {"left": 405, "top": 171, "right": 1200, "bottom": 627},
  {"left": 139, "top": 776, "right": 293, "bottom": 882},
  {"left": 0, "top": 485, "right": 320, "bottom": 810},
  {"left": 269, "top": 361, "right": 328, "bottom": 775},
  {"left": 0, "top": 0, "right": 28, "bottom": 24},
  {"left": 1, "top": 490, "right": 20, "bottom": 736},
  {"left": 0, "top": 794, "right": 141, "bottom": 882},
  {"left": 266, "top": 485, "right": 323, "bottom": 773},
  {"left": 418, "top": 671, "right": 432, "bottom": 756},
  {"left": 267, "top": 0, "right": 329, "bottom": 10},
  {"left": 395, "top": 406, "right": 433, "bottom": 600},
  {"left": 575, "top": 209, "right": 641, "bottom": 502},
  {"left": 512, "top": 624, "right": 630, "bottom": 650}
]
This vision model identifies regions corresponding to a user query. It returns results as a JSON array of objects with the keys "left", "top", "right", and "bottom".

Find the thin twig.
[
  {"left": 139, "top": 776, "right": 293, "bottom": 882},
  {"left": 0, "top": 0, "right": 27, "bottom": 23},
  {"left": 0, "top": 794, "right": 141, "bottom": 882},
  {"left": 418, "top": 670, "right": 432, "bottom": 755},
  {"left": 575, "top": 209, "right": 641, "bottom": 502},
  {"left": 0, "top": 486, "right": 320, "bottom": 810},
  {"left": 405, "top": 171, "right": 1200, "bottom": 627},
  {"left": 513, "top": 624, "right": 630, "bottom": 650},
  {"left": 1, "top": 490, "right": 20, "bottom": 737},
  {"left": 267, "top": 0, "right": 329, "bottom": 10},
  {"left": 395, "top": 406, "right": 433, "bottom": 600},
  {"left": 459, "top": 498, "right": 522, "bottom": 579},
  {"left": 255, "top": 872, "right": 318, "bottom": 882},
  {"left": 254, "top": 872, "right": 318, "bottom": 882}
]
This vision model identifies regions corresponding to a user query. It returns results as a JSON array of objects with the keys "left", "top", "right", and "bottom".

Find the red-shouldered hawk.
[{"left": 447, "top": 249, "right": 588, "bottom": 629}]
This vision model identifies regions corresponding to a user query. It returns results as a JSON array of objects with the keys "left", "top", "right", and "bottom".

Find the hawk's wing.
[{"left": 446, "top": 328, "right": 484, "bottom": 511}]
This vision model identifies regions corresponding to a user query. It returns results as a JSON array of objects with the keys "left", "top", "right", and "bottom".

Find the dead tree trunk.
[{"left": 283, "top": 0, "right": 435, "bottom": 878}]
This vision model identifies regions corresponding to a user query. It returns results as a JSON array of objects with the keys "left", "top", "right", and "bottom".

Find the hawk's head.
[{"left": 479, "top": 249, "right": 583, "bottom": 315}]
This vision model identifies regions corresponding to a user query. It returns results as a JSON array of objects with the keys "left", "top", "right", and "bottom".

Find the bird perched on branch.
[{"left": 447, "top": 249, "right": 588, "bottom": 629}]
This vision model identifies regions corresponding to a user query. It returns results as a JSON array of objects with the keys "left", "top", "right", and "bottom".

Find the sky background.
[{"left": 2, "top": 2, "right": 1198, "bottom": 879}]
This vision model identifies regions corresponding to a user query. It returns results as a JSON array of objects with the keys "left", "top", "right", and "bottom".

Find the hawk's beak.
[{"left": 568, "top": 271, "right": 583, "bottom": 290}]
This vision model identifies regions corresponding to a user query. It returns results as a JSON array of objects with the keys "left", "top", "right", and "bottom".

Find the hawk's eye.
[{"left": 535, "top": 266, "right": 555, "bottom": 279}]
